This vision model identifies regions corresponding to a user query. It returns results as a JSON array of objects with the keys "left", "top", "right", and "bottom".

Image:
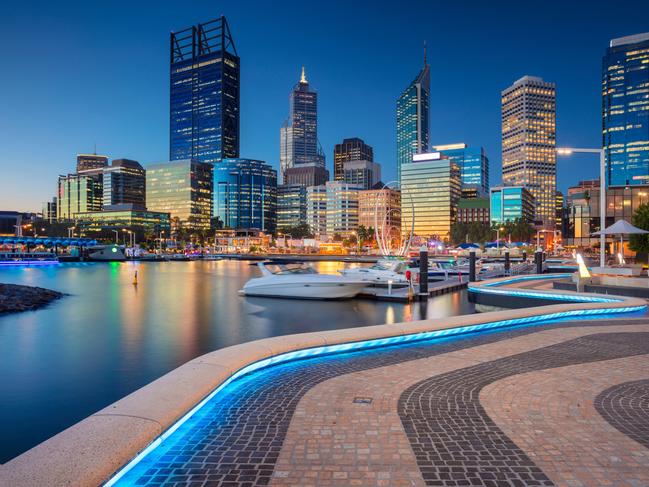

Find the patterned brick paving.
[
  {"left": 595, "top": 379, "right": 649, "bottom": 450},
  {"left": 114, "top": 320, "right": 649, "bottom": 486}
]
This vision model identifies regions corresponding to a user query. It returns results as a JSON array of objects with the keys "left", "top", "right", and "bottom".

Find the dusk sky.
[{"left": 2, "top": 0, "right": 649, "bottom": 211}]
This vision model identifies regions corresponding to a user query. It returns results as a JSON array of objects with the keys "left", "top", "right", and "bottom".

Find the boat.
[
  {"left": 202, "top": 254, "right": 223, "bottom": 261},
  {"left": 240, "top": 262, "right": 368, "bottom": 300},
  {"left": 0, "top": 252, "right": 59, "bottom": 266},
  {"left": 339, "top": 259, "right": 410, "bottom": 284},
  {"left": 87, "top": 245, "right": 126, "bottom": 262}
]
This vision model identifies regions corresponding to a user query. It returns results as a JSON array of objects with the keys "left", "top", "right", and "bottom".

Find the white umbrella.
[{"left": 592, "top": 220, "right": 649, "bottom": 264}]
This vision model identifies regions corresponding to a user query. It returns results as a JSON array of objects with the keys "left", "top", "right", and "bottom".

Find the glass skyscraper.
[
  {"left": 277, "top": 185, "right": 307, "bottom": 232},
  {"left": 396, "top": 50, "right": 430, "bottom": 185},
  {"left": 489, "top": 186, "right": 536, "bottom": 225},
  {"left": 334, "top": 138, "right": 374, "bottom": 181},
  {"left": 603, "top": 33, "right": 649, "bottom": 187},
  {"left": 102, "top": 159, "right": 146, "bottom": 209},
  {"left": 170, "top": 17, "right": 240, "bottom": 164},
  {"left": 279, "top": 67, "right": 325, "bottom": 184},
  {"left": 502, "top": 76, "right": 556, "bottom": 228},
  {"left": 433, "top": 143, "right": 489, "bottom": 197},
  {"left": 213, "top": 158, "right": 277, "bottom": 233}
]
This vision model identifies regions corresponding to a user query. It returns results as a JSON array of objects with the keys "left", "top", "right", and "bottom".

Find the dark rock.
[{"left": 0, "top": 284, "right": 65, "bottom": 314}]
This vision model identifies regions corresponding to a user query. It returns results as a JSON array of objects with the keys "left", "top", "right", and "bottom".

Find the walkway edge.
[{"left": 0, "top": 278, "right": 646, "bottom": 487}]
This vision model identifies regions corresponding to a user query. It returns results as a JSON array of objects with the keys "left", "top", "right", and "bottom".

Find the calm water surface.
[{"left": 0, "top": 260, "right": 474, "bottom": 462}]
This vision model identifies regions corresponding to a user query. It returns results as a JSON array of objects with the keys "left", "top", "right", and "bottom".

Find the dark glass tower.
[
  {"left": 333, "top": 137, "right": 374, "bottom": 181},
  {"left": 603, "top": 33, "right": 649, "bottom": 187},
  {"left": 170, "top": 17, "right": 240, "bottom": 164}
]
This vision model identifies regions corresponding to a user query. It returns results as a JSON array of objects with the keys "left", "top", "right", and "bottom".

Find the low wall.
[{"left": 1, "top": 277, "right": 645, "bottom": 487}]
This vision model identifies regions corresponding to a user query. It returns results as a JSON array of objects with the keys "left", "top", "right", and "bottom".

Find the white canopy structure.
[{"left": 592, "top": 220, "right": 648, "bottom": 264}]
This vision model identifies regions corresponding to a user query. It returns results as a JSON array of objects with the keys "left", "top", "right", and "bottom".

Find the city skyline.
[{"left": 2, "top": 1, "right": 649, "bottom": 211}]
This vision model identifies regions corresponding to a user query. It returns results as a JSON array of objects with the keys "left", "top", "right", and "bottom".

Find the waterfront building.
[
  {"left": 342, "top": 160, "right": 381, "bottom": 190},
  {"left": 146, "top": 159, "right": 213, "bottom": 231},
  {"left": 432, "top": 143, "right": 489, "bottom": 197},
  {"left": 57, "top": 173, "right": 103, "bottom": 220},
  {"left": 325, "top": 181, "right": 361, "bottom": 238},
  {"left": 489, "top": 186, "right": 535, "bottom": 225},
  {"left": 603, "top": 33, "right": 649, "bottom": 188},
  {"left": 76, "top": 154, "right": 108, "bottom": 173},
  {"left": 213, "top": 158, "right": 277, "bottom": 234},
  {"left": 334, "top": 138, "right": 374, "bottom": 181},
  {"left": 396, "top": 49, "right": 430, "bottom": 184},
  {"left": 284, "top": 164, "right": 329, "bottom": 187},
  {"left": 400, "top": 152, "right": 461, "bottom": 241},
  {"left": 75, "top": 208, "right": 171, "bottom": 237},
  {"left": 41, "top": 198, "right": 57, "bottom": 223},
  {"left": 358, "top": 185, "right": 401, "bottom": 233},
  {"left": 170, "top": 17, "right": 240, "bottom": 164},
  {"left": 306, "top": 185, "right": 327, "bottom": 238},
  {"left": 102, "top": 159, "right": 146, "bottom": 210},
  {"left": 501, "top": 76, "right": 556, "bottom": 228},
  {"left": 279, "top": 67, "right": 325, "bottom": 183},
  {"left": 277, "top": 185, "right": 307, "bottom": 232},
  {"left": 457, "top": 198, "right": 490, "bottom": 225},
  {"left": 555, "top": 191, "right": 564, "bottom": 233}
]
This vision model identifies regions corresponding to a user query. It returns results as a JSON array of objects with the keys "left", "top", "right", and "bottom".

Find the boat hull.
[{"left": 242, "top": 280, "right": 367, "bottom": 300}]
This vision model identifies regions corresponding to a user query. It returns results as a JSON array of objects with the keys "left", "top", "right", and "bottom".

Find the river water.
[{"left": 0, "top": 259, "right": 474, "bottom": 462}]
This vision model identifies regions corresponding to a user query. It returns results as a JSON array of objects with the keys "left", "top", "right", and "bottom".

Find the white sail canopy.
[{"left": 592, "top": 220, "right": 649, "bottom": 236}]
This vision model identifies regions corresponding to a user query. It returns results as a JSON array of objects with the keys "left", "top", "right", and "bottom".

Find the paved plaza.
[{"left": 115, "top": 318, "right": 649, "bottom": 487}]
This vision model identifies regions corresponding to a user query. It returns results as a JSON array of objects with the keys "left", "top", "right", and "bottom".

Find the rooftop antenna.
[
  {"left": 300, "top": 65, "right": 307, "bottom": 84},
  {"left": 93, "top": 142, "right": 97, "bottom": 155}
]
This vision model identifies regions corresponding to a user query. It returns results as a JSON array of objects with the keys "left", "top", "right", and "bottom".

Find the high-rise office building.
[
  {"left": 213, "top": 158, "right": 277, "bottom": 233},
  {"left": 334, "top": 138, "right": 374, "bottom": 181},
  {"left": 146, "top": 159, "right": 213, "bottom": 231},
  {"left": 57, "top": 174, "right": 103, "bottom": 220},
  {"left": 284, "top": 165, "right": 329, "bottom": 187},
  {"left": 277, "top": 185, "right": 307, "bottom": 232},
  {"left": 358, "top": 186, "right": 401, "bottom": 233},
  {"left": 343, "top": 160, "right": 381, "bottom": 190},
  {"left": 306, "top": 185, "right": 327, "bottom": 237},
  {"left": 489, "top": 186, "right": 536, "bottom": 225},
  {"left": 325, "top": 181, "right": 361, "bottom": 238},
  {"left": 41, "top": 197, "right": 57, "bottom": 223},
  {"left": 170, "top": 17, "right": 240, "bottom": 164},
  {"left": 102, "top": 159, "right": 146, "bottom": 209},
  {"left": 279, "top": 67, "right": 325, "bottom": 183},
  {"left": 77, "top": 154, "right": 108, "bottom": 173},
  {"left": 396, "top": 49, "right": 430, "bottom": 184},
  {"left": 603, "top": 33, "right": 649, "bottom": 187},
  {"left": 433, "top": 143, "right": 489, "bottom": 197},
  {"left": 502, "top": 76, "right": 556, "bottom": 228},
  {"left": 400, "top": 153, "right": 460, "bottom": 241}
]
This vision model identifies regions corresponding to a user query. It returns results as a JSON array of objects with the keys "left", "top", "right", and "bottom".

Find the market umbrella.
[
  {"left": 592, "top": 220, "right": 649, "bottom": 263},
  {"left": 458, "top": 243, "right": 480, "bottom": 249}
]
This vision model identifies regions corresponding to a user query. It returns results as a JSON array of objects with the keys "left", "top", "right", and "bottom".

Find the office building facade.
[
  {"left": 334, "top": 138, "right": 374, "bottom": 181},
  {"left": 306, "top": 185, "right": 327, "bottom": 237},
  {"left": 102, "top": 159, "right": 146, "bottom": 209},
  {"left": 146, "top": 159, "right": 213, "bottom": 230},
  {"left": 502, "top": 76, "right": 556, "bottom": 228},
  {"left": 457, "top": 198, "right": 490, "bottom": 225},
  {"left": 433, "top": 143, "right": 489, "bottom": 197},
  {"left": 279, "top": 67, "right": 325, "bottom": 183},
  {"left": 213, "top": 158, "right": 277, "bottom": 233},
  {"left": 57, "top": 174, "right": 103, "bottom": 220},
  {"left": 342, "top": 160, "right": 381, "bottom": 190},
  {"left": 603, "top": 33, "right": 649, "bottom": 187},
  {"left": 325, "top": 181, "right": 361, "bottom": 238},
  {"left": 490, "top": 186, "right": 536, "bottom": 225},
  {"left": 75, "top": 209, "right": 171, "bottom": 237},
  {"left": 358, "top": 186, "right": 401, "bottom": 233},
  {"left": 76, "top": 154, "right": 108, "bottom": 173},
  {"left": 400, "top": 153, "right": 461, "bottom": 241},
  {"left": 170, "top": 17, "right": 240, "bottom": 164},
  {"left": 277, "top": 185, "right": 307, "bottom": 232},
  {"left": 284, "top": 165, "right": 329, "bottom": 187},
  {"left": 396, "top": 51, "right": 430, "bottom": 184}
]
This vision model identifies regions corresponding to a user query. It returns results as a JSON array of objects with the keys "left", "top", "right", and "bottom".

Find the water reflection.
[{"left": 0, "top": 260, "right": 473, "bottom": 462}]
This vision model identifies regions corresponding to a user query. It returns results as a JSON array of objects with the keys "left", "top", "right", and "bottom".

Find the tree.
[
  {"left": 281, "top": 223, "right": 314, "bottom": 239},
  {"left": 629, "top": 203, "right": 649, "bottom": 253}
]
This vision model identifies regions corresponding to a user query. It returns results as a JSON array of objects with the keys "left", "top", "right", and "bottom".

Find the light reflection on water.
[{"left": 0, "top": 260, "right": 474, "bottom": 462}]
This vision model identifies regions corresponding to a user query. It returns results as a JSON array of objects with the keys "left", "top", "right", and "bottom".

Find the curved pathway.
[
  {"left": 595, "top": 379, "right": 649, "bottom": 450},
  {"left": 115, "top": 320, "right": 649, "bottom": 486}
]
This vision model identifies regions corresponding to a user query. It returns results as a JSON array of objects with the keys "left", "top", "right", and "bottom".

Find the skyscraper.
[
  {"left": 277, "top": 185, "right": 307, "bottom": 232},
  {"left": 170, "top": 17, "right": 240, "bottom": 164},
  {"left": 334, "top": 138, "right": 374, "bottom": 181},
  {"left": 396, "top": 48, "right": 430, "bottom": 184},
  {"left": 342, "top": 160, "right": 381, "bottom": 190},
  {"left": 102, "top": 159, "right": 146, "bottom": 209},
  {"left": 502, "top": 76, "right": 556, "bottom": 228},
  {"left": 603, "top": 33, "right": 649, "bottom": 188},
  {"left": 279, "top": 67, "right": 325, "bottom": 183},
  {"left": 77, "top": 154, "right": 108, "bottom": 173},
  {"left": 432, "top": 143, "right": 490, "bottom": 197}
]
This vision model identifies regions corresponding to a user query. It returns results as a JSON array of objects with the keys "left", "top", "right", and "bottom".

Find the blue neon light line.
[{"left": 104, "top": 301, "right": 646, "bottom": 486}]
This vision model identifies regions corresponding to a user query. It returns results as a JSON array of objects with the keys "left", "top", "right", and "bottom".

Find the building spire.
[
  {"left": 300, "top": 65, "right": 307, "bottom": 84},
  {"left": 423, "top": 41, "right": 427, "bottom": 66}
]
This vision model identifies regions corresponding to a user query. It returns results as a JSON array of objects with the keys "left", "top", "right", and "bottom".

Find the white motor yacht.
[
  {"left": 240, "top": 262, "right": 368, "bottom": 300},
  {"left": 87, "top": 245, "right": 126, "bottom": 262},
  {"left": 339, "top": 259, "right": 410, "bottom": 284}
]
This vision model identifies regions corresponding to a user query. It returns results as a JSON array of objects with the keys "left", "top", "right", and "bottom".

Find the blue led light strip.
[{"left": 104, "top": 300, "right": 646, "bottom": 486}]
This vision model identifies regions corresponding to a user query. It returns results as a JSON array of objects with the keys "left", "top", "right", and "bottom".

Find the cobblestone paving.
[
  {"left": 595, "top": 378, "right": 649, "bottom": 449},
  {"left": 398, "top": 332, "right": 649, "bottom": 486},
  {"left": 115, "top": 320, "right": 648, "bottom": 487}
]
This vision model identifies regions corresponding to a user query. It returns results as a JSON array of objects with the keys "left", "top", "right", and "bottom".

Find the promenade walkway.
[{"left": 113, "top": 318, "right": 649, "bottom": 487}]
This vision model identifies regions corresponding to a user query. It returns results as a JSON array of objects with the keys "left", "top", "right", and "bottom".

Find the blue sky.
[{"left": 1, "top": 0, "right": 648, "bottom": 211}]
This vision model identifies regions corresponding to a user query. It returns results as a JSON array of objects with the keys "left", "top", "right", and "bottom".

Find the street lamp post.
[
  {"left": 112, "top": 229, "right": 119, "bottom": 244},
  {"left": 557, "top": 148, "right": 606, "bottom": 268}
]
